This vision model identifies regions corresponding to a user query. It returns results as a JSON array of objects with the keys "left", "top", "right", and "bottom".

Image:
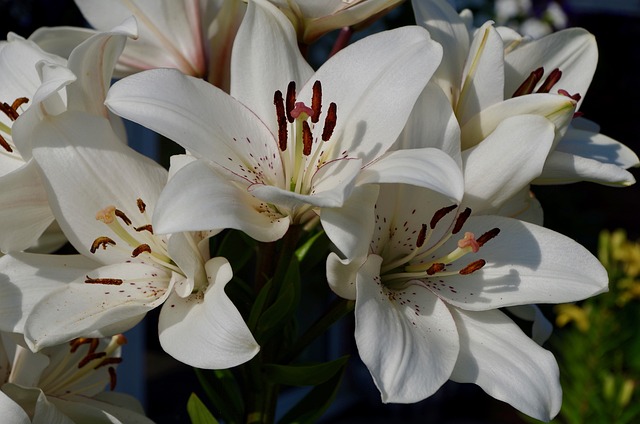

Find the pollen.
[
  {"left": 131, "top": 244, "right": 152, "bottom": 257},
  {"left": 458, "top": 232, "right": 480, "bottom": 253},
  {"left": 322, "top": 102, "right": 337, "bottom": 141},
  {"left": 96, "top": 206, "right": 116, "bottom": 224},
  {"left": 84, "top": 276, "right": 124, "bottom": 285},
  {"left": 459, "top": 259, "right": 486, "bottom": 275},
  {"left": 90, "top": 236, "right": 116, "bottom": 253}
]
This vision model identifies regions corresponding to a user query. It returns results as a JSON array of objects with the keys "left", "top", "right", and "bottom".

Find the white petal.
[
  {"left": 536, "top": 150, "right": 636, "bottom": 186},
  {"left": 1, "top": 385, "right": 74, "bottom": 424},
  {"left": 494, "top": 187, "right": 544, "bottom": 225},
  {"left": 0, "top": 253, "right": 97, "bottom": 334},
  {"left": 449, "top": 308, "right": 561, "bottom": 422},
  {"left": 507, "top": 304, "right": 553, "bottom": 345},
  {"left": 230, "top": 0, "right": 313, "bottom": 131},
  {"left": 29, "top": 26, "right": 96, "bottom": 59},
  {"left": 462, "top": 115, "right": 554, "bottom": 214},
  {"left": 358, "top": 148, "right": 464, "bottom": 202},
  {"left": 320, "top": 184, "right": 379, "bottom": 260},
  {"left": 0, "top": 160, "right": 54, "bottom": 253},
  {"left": 326, "top": 252, "right": 363, "bottom": 301},
  {"left": 153, "top": 159, "right": 290, "bottom": 242},
  {"left": 0, "top": 390, "right": 30, "bottom": 424},
  {"left": 354, "top": 255, "right": 459, "bottom": 403},
  {"left": 30, "top": 112, "right": 167, "bottom": 262},
  {"left": 158, "top": 257, "right": 259, "bottom": 368},
  {"left": 50, "top": 395, "right": 154, "bottom": 424},
  {"left": 431, "top": 215, "right": 608, "bottom": 310},
  {"left": 298, "top": 25, "right": 442, "bottom": 164},
  {"left": 24, "top": 262, "right": 172, "bottom": 351}
]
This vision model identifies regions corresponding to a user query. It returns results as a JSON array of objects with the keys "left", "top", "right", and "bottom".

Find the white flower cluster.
[{"left": 0, "top": 0, "right": 635, "bottom": 422}]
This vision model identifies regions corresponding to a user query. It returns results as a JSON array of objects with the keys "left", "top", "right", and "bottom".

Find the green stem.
[{"left": 282, "top": 297, "right": 355, "bottom": 364}]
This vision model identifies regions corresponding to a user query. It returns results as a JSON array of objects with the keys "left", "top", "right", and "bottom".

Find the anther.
[
  {"left": 108, "top": 367, "right": 117, "bottom": 390},
  {"left": 477, "top": 228, "right": 500, "bottom": 247},
  {"left": 322, "top": 102, "right": 337, "bottom": 141},
  {"left": 91, "top": 236, "right": 116, "bottom": 253},
  {"left": 115, "top": 209, "right": 132, "bottom": 226},
  {"left": 286, "top": 81, "right": 296, "bottom": 123},
  {"left": 84, "top": 276, "right": 124, "bottom": 285},
  {"left": 302, "top": 121, "right": 313, "bottom": 155},
  {"left": 311, "top": 81, "right": 322, "bottom": 123},
  {"left": 131, "top": 244, "right": 152, "bottom": 257},
  {"left": 426, "top": 263, "right": 445, "bottom": 275},
  {"left": 416, "top": 224, "right": 427, "bottom": 247},
  {"left": 78, "top": 351, "right": 106, "bottom": 368},
  {"left": 558, "top": 89, "right": 581, "bottom": 102},
  {"left": 0, "top": 134, "right": 13, "bottom": 152},
  {"left": 430, "top": 205, "right": 457, "bottom": 229},
  {"left": 536, "top": 68, "right": 562, "bottom": 94},
  {"left": 135, "top": 224, "right": 154, "bottom": 234},
  {"left": 274, "top": 90, "right": 288, "bottom": 151},
  {"left": 11, "top": 97, "right": 28, "bottom": 110},
  {"left": 452, "top": 208, "right": 472, "bottom": 234},
  {"left": 95, "top": 357, "right": 123, "bottom": 369},
  {"left": 459, "top": 259, "right": 486, "bottom": 275},
  {"left": 512, "top": 67, "right": 544, "bottom": 97},
  {"left": 137, "top": 198, "right": 146, "bottom": 214},
  {"left": 70, "top": 337, "right": 96, "bottom": 354},
  {"left": 0, "top": 102, "right": 19, "bottom": 121}
]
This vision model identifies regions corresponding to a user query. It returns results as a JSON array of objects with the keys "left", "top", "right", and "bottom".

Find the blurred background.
[{"left": 1, "top": 0, "right": 638, "bottom": 422}]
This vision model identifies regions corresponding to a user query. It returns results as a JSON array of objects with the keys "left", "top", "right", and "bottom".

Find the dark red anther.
[
  {"left": 302, "top": 121, "right": 313, "bottom": 156},
  {"left": 70, "top": 337, "right": 92, "bottom": 353},
  {"left": 0, "top": 102, "right": 19, "bottom": 121},
  {"left": 322, "top": 102, "right": 337, "bottom": 141},
  {"left": 91, "top": 236, "right": 116, "bottom": 253},
  {"left": 536, "top": 68, "right": 562, "bottom": 94},
  {"left": 426, "top": 263, "right": 445, "bottom": 275},
  {"left": 311, "top": 81, "right": 322, "bottom": 123},
  {"left": 286, "top": 81, "right": 296, "bottom": 123},
  {"left": 512, "top": 67, "right": 544, "bottom": 97},
  {"left": 131, "top": 244, "right": 152, "bottom": 257},
  {"left": 430, "top": 204, "right": 458, "bottom": 229},
  {"left": 477, "top": 228, "right": 500, "bottom": 247},
  {"left": 115, "top": 209, "right": 132, "bottom": 226},
  {"left": 11, "top": 97, "right": 28, "bottom": 110},
  {"left": 108, "top": 367, "right": 118, "bottom": 390},
  {"left": 84, "top": 276, "right": 124, "bottom": 285},
  {"left": 0, "top": 134, "right": 13, "bottom": 152},
  {"left": 78, "top": 351, "right": 107, "bottom": 368},
  {"left": 274, "top": 90, "right": 288, "bottom": 150},
  {"left": 558, "top": 89, "right": 581, "bottom": 102},
  {"left": 134, "top": 224, "right": 154, "bottom": 234},
  {"left": 96, "top": 357, "right": 123, "bottom": 369},
  {"left": 416, "top": 224, "right": 427, "bottom": 247},
  {"left": 459, "top": 259, "right": 486, "bottom": 275},
  {"left": 452, "top": 207, "right": 472, "bottom": 234},
  {"left": 137, "top": 198, "right": 146, "bottom": 213}
]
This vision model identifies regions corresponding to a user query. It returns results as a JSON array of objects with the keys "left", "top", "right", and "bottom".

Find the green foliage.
[{"left": 187, "top": 393, "right": 220, "bottom": 424}]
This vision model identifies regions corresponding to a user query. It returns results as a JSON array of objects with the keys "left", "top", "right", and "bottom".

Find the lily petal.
[
  {"left": 536, "top": 150, "right": 636, "bottom": 186},
  {"left": 158, "top": 257, "right": 259, "bottom": 369},
  {"left": 449, "top": 308, "right": 561, "bottom": 422},
  {"left": 355, "top": 255, "right": 459, "bottom": 403}
]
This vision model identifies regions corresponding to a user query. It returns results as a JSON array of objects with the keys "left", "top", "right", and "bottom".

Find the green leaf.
[
  {"left": 194, "top": 369, "right": 244, "bottom": 424},
  {"left": 216, "top": 230, "right": 256, "bottom": 273},
  {"left": 257, "top": 256, "right": 301, "bottom": 339},
  {"left": 248, "top": 278, "right": 274, "bottom": 331},
  {"left": 264, "top": 356, "right": 349, "bottom": 386},
  {"left": 277, "top": 358, "right": 348, "bottom": 424},
  {"left": 187, "top": 393, "right": 219, "bottom": 424},
  {"left": 295, "top": 230, "right": 329, "bottom": 269}
]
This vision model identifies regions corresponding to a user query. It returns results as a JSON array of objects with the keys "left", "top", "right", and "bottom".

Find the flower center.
[
  {"left": 273, "top": 80, "right": 339, "bottom": 195},
  {"left": 38, "top": 334, "right": 126, "bottom": 398},
  {"left": 88, "top": 198, "right": 182, "bottom": 280},
  {"left": 0, "top": 97, "right": 29, "bottom": 156},
  {"left": 512, "top": 67, "right": 582, "bottom": 102},
  {"left": 379, "top": 205, "right": 500, "bottom": 286}
]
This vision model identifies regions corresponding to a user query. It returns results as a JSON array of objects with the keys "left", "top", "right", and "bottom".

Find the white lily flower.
[
  {"left": 0, "top": 21, "right": 135, "bottom": 253},
  {"left": 327, "top": 181, "right": 608, "bottom": 421},
  {"left": 105, "top": 0, "right": 463, "bottom": 255},
  {"left": 0, "top": 332, "right": 153, "bottom": 423},
  {"left": 6, "top": 109, "right": 260, "bottom": 369},
  {"left": 268, "top": 0, "right": 404, "bottom": 43},
  {"left": 412, "top": 0, "right": 638, "bottom": 187}
]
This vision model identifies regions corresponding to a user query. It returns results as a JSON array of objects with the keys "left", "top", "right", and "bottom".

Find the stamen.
[
  {"left": 108, "top": 367, "right": 117, "bottom": 390},
  {"left": 311, "top": 81, "right": 322, "bottom": 123},
  {"left": 457, "top": 232, "right": 480, "bottom": 253},
  {"left": 78, "top": 351, "right": 106, "bottom": 368},
  {"left": 322, "top": 102, "right": 337, "bottom": 141},
  {"left": 536, "top": 68, "right": 562, "bottom": 93},
  {"left": 134, "top": 224, "right": 154, "bottom": 234},
  {"left": 95, "top": 357, "right": 123, "bottom": 369},
  {"left": 11, "top": 97, "right": 28, "bottom": 110},
  {"left": 0, "top": 134, "right": 12, "bottom": 152},
  {"left": 131, "top": 244, "right": 152, "bottom": 257},
  {"left": 286, "top": 81, "right": 296, "bottom": 123},
  {"left": 512, "top": 67, "right": 544, "bottom": 97},
  {"left": 115, "top": 209, "right": 132, "bottom": 226},
  {"left": 90, "top": 236, "right": 116, "bottom": 253},
  {"left": 70, "top": 338, "right": 97, "bottom": 354},
  {"left": 137, "top": 198, "right": 146, "bottom": 213},
  {"left": 430, "top": 205, "right": 457, "bottom": 229},
  {"left": 274, "top": 90, "right": 288, "bottom": 151},
  {"left": 416, "top": 224, "right": 427, "bottom": 247},
  {"left": 452, "top": 208, "right": 472, "bottom": 234},
  {"left": 302, "top": 121, "right": 313, "bottom": 155},
  {"left": 558, "top": 89, "right": 581, "bottom": 102},
  {"left": 459, "top": 259, "right": 486, "bottom": 275},
  {"left": 0, "top": 102, "right": 19, "bottom": 121},
  {"left": 477, "top": 228, "right": 500, "bottom": 247},
  {"left": 426, "top": 263, "right": 445, "bottom": 275},
  {"left": 84, "top": 276, "right": 124, "bottom": 285}
]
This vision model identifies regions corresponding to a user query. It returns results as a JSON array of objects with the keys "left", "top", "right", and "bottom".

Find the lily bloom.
[
  {"left": 105, "top": 0, "right": 462, "bottom": 255},
  {"left": 0, "top": 332, "right": 153, "bottom": 423}
]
